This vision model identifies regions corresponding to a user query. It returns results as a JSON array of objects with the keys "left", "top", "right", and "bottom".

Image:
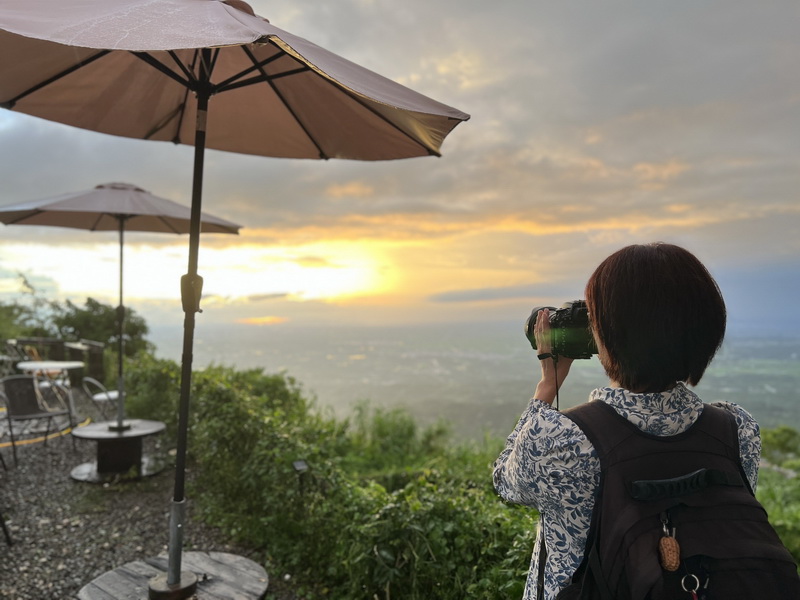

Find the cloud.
[
  {"left": 408, "top": 51, "right": 501, "bottom": 92},
  {"left": 242, "top": 293, "right": 290, "bottom": 303},
  {"left": 0, "top": 0, "right": 798, "bottom": 334},
  {"left": 325, "top": 181, "right": 375, "bottom": 199},
  {"left": 633, "top": 160, "right": 690, "bottom": 185},
  {"left": 429, "top": 282, "right": 578, "bottom": 304}
]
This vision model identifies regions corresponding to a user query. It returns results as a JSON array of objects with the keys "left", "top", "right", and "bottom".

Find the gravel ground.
[{"left": 0, "top": 388, "right": 297, "bottom": 600}]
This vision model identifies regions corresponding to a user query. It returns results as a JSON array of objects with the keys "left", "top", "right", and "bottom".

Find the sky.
[{"left": 0, "top": 0, "right": 798, "bottom": 337}]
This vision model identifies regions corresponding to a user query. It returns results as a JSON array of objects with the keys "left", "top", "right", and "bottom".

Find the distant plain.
[{"left": 148, "top": 321, "right": 800, "bottom": 439}]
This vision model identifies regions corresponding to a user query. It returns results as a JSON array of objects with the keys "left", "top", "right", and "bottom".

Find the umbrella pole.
[
  {"left": 111, "top": 218, "right": 128, "bottom": 431},
  {"left": 149, "top": 52, "right": 211, "bottom": 600}
]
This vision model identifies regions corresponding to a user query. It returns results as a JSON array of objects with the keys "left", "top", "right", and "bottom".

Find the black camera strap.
[{"left": 536, "top": 352, "right": 561, "bottom": 410}]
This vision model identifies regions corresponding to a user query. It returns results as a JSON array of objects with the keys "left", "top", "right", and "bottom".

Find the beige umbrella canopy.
[
  {"left": 0, "top": 182, "right": 242, "bottom": 234},
  {"left": 0, "top": 0, "right": 468, "bottom": 159},
  {"left": 0, "top": 1, "right": 469, "bottom": 596},
  {"left": 0, "top": 182, "right": 241, "bottom": 432}
]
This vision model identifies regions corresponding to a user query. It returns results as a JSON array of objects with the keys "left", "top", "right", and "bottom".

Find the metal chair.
[
  {"left": 1, "top": 374, "right": 75, "bottom": 467},
  {"left": 81, "top": 377, "right": 119, "bottom": 421}
]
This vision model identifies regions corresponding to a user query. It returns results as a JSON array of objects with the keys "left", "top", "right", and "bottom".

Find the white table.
[{"left": 16, "top": 360, "right": 85, "bottom": 374}]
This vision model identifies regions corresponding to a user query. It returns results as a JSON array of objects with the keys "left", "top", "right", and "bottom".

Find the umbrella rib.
[
  {"left": 87, "top": 213, "right": 105, "bottom": 231},
  {"left": 1, "top": 50, "right": 110, "bottom": 108},
  {"left": 168, "top": 50, "right": 203, "bottom": 143},
  {"left": 217, "top": 66, "right": 310, "bottom": 93},
  {"left": 329, "top": 84, "right": 442, "bottom": 158},
  {"left": 5, "top": 209, "right": 43, "bottom": 225},
  {"left": 336, "top": 85, "right": 442, "bottom": 157},
  {"left": 143, "top": 105, "right": 185, "bottom": 141},
  {"left": 155, "top": 216, "right": 182, "bottom": 234},
  {"left": 213, "top": 50, "right": 289, "bottom": 91},
  {"left": 135, "top": 49, "right": 206, "bottom": 142},
  {"left": 239, "top": 45, "right": 328, "bottom": 158},
  {"left": 166, "top": 50, "right": 199, "bottom": 85},
  {"left": 132, "top": 51, "right": 195, "bottom": 90},
  {"left": 241, "top": 42, "right": 441, "bottom": 158}
]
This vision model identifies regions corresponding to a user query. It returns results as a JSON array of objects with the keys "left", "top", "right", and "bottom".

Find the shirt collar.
[{"left": 589, "top": 382, "right": 704, "bottom": 435}]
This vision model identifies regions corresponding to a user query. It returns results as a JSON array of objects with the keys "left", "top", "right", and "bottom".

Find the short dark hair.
[{"left": 585, "top": 242, "right": 726, "bottom": 392}]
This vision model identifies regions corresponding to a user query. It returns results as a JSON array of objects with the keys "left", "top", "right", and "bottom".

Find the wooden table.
[
  {"left": 78, "top": 551, "right": 269, "bottom": 599},
  {"left": 71, "top": 419, "right": 166, "bottom": 482}
]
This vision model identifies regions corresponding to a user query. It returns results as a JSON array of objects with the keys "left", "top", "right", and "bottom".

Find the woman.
[{"left": 493, "top": 242, "right": 762, "bottom": 600}]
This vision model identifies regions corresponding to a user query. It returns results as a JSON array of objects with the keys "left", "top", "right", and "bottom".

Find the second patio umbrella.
[{"left": 0, "top": 182, "right": 242, "bottom": 431}]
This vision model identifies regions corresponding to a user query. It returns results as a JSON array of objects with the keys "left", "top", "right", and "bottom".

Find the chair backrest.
[
  {"left": 37, "top": 378, "right": 72, "bottom": 412},
  {"left": 4, "top": 340, "right": 25, "bottom": 360},
  {"left": 82, "top": 376, "right": 110, "bottom": 398},
  {"left": 0, "top": 344, "right": 17, "bottom": 377},
  {"left": 82, "top": 376, "right": 118, "bottom": 420},
  {"left": 22, "top": 345, "right": 44, "bottom": 361},
  {"left": 2, "top": 375, "right": 44, "bottom": 416}
]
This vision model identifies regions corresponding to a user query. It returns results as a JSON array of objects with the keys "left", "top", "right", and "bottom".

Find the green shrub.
[
  {"left": 757, "top": 469, "right": 800, "bottom": 564},
  {"left": 762, "top": 426, "right": 800, "bottom": 467},
  {"left": 176, "top": 364, "right": 537, "bottom": 598},
  {"left": 340, "top": 469, "right": 536, "bottom": 600},
  {"left": 120, "top": 355, "right": 800, "bottom": 598},
  {"left": 123, "top": 353, "right": 181, "bottom": 434}
]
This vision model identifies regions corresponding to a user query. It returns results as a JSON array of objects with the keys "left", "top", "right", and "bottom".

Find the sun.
[{"left": 195, "top": 240, "right": 392, "bottom": 302}]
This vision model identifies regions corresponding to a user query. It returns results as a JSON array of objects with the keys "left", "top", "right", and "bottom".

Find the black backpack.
[{"left": 554, "top": 401, "right": 800, "bottom": 600}]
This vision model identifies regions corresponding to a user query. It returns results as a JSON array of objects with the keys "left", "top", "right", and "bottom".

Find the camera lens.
[
  {"left": 524, "top": 306, "right": 555, "bottom": 350},
  {"left": 523, "top": 301, "right": 597, "bottom": 359}
]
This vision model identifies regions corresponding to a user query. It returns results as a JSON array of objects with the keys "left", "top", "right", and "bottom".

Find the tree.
[
  {"left": 0, "top": 276, "right": 152, "bottom": 359},
  {"left": 12, "top": 273, "right": 62, "bottom": 337},
  {"left": 51, "top": 297, "right": 152, "bottom": 357},
  {"left": 0, "top": 301, "right": 29, "bottom": 341}
]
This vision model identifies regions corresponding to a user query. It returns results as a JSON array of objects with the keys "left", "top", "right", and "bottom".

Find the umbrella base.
[
  {"left": 148, "top": 572, "right": 197, "bottom": 600},
  {"left": 70, "top": 454, "right": 167, "bottom": 483},
  {"left": 78, "top": 551, "right": 268, "bottom": 600}
]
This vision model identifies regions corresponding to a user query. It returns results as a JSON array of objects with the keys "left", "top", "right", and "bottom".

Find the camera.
[{"left": 524, "top": 300, "right": 597, "bottom": 359}]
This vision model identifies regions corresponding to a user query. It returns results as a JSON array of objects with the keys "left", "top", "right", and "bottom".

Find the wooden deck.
[{"left": 78, "top": 551, "right": 269, "bottom": 599}]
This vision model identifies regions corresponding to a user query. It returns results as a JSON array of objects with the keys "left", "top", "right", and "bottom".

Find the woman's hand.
[{"left": 533, "top": 308, "right": 574, "bottom": 405}]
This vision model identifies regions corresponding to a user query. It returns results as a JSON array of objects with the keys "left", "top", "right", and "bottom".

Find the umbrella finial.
[
  {"left": 222, "top": 0, "right": 260, "bottom": 19},
  {"left": 96, "top": 183, "right": 148, "bottom": 193}
]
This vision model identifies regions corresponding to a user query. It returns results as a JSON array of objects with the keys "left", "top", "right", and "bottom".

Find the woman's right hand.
[{"left": 533, "top": 308, "right": 574, "bottom": 405}]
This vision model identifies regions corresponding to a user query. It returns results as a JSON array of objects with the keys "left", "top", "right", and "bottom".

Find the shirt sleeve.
[
  {"left": 493, "top": 398, "right": 599, "bottom": 510},
  {"left": 709, "top": 401, "right": 761, "bottom": 493}
]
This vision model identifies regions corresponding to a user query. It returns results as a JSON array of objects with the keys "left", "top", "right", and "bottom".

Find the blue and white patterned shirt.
[{"left": 493, "top": 383, "right": 761, "bottom": 600}]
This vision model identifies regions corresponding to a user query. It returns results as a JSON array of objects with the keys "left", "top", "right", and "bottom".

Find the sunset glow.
[
  {"left": 0, "top": 0, "right": 797, "bottom": 332},
  {"left": 200, "top": 240, "right": 392, "bottom": 301},
  {"left": 0, "top": 238, "right": 393, "bottom": 305},
  {"left": 235, "top": 315, "right": 288, "bottom": 326}
]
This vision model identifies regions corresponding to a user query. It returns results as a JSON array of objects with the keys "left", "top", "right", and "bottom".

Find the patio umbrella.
[
  {"left": 0, "top": 0, "right": 469, "bottom": 596},
  {"left": 0, "top": 182, "right": 242, "bottom": 432}
]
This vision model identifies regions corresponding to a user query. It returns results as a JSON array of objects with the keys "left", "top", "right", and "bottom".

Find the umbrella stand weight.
[{"left": 148, "top": 499, "right": 197, "bottom": 599}]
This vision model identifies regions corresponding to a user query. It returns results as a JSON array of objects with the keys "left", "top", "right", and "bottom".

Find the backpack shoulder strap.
[
  {"left": 562, "top": 400, "right": 634, "bottom": 465},
  {"left": 557, "top": 402, "right": 631, "bottom": 600}
]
